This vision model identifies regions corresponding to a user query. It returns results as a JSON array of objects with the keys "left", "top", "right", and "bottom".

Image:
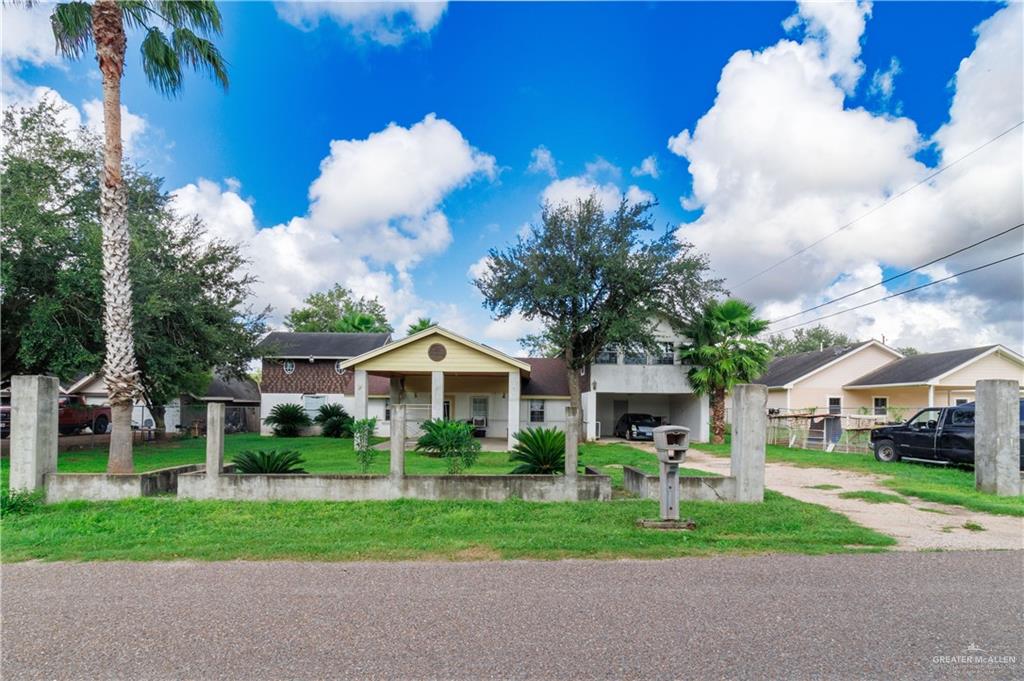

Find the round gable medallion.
[{"left": 428, "top": 343, "right": 447, "bottom": 362}]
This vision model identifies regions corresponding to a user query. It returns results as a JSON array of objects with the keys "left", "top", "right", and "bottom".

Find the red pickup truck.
[{"left": 0, "top": 394, "right": 111, "bottom": 437}]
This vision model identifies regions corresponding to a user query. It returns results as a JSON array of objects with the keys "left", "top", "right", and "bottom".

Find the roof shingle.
[
  {"left": 845, "top": 346, "right": 998, "bottom": 386},
  {"left": 755, "top": 342, "right": 873, "bottom": 388},
  {"left": 256, "top": 332, "right": 391, "bottom": 358}
]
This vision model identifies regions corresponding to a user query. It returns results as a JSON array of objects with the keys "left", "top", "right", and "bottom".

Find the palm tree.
[
  {"left": 677, "top": 299, "right": 771, "bottom": 445},
  {"left": 333, "top": 311, "right": 391, "bottom": 333},
  {"left": 406, "top": 317, "right": 436, "bottom": 335},
  {"left": 49, "top": 0, "right": 228, "bottom": 473}
]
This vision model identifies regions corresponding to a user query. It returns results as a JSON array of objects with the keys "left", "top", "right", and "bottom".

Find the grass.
[
  {"left": 805, "top": 484, "right": 842, "bottom": 490},
  {"left": 962, "top": 521, "right": 986, "bottom": 532},
  {"left": 0, "top": 438, "right": 895, "bottom": 562},
  {"left": 697, "top": 441, "right": 1024, "bottom": 517},
  {"left": 837, "top": 490, "right": 908, "bottom": 505}
]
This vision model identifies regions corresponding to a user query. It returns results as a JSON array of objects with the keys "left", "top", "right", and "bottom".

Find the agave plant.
[
  {"left": 509, "top": 427, "right": 566, "bottom": 474},
  {"left": 315, "top": 403, "right": 353, "bottom": 438},
  {"left": 415, "top": 419, "right": 481, "bottom": 474},
  {"left": 263, "top": 403, "right": 312, "bottom": 437},
  {"left": 232, "top": 450, "right": 307, "bottom": 474}
]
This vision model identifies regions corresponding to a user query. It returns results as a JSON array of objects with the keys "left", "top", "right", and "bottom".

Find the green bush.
[
  {"left": 352, "top": 417, "right": 378, "bottom": 472},
  {"left": 509, "top": 427, "right": 566, "bottom": 474},
  {"left": 232, "top": 449, "right": 308, "bottom": 474},
  {"left": 415, "top": 419, "right": 481, "bottom": 474},
  {"left": 315, "top": 403, "right": 353, "bottom": 438},
  {"left": 263, "top": 403, "right": 312, "bottom": 437},
  {"left": 0, "top": 488, "right": 44, "bottom": 516}
]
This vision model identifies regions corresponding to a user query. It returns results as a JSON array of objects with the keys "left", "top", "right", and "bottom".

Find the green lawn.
[
  {"left": 0, "top": 436, "right": 896, "bottom": 562},
  {"left": 697, "top": 442, "right": 1024, "bottom": 517}
]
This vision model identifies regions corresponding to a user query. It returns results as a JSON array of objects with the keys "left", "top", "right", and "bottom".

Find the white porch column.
[
  {"left": 431, "top": 371, "right": 444, "bottom": 420},
  {"left": 507, "top": 370, "right": 521, "bottom": 450},
  {"left": 696, "top": 393, "right": 711, "bottom": 443},
  {"left": 583, "top": 390, "right": 598, "bottom": 441},
  {"left": 354, "top": 370, "right": 368, "bottom": 420},
  {"left": 927, "top": 384, "right": 935, "bottom": 407}
]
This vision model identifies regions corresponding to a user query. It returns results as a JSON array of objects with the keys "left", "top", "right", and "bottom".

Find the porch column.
[
  {"left": 927, "top": 384, "right": 935, "bottom": 407},
  {"left": 507, "top": 370, "right": 521, "bottom": 450},
  {"left": 431, "top": 371, "right": 444, "bottom": 420},
  {"left": 583, "top": 390, "right": 597, "bottom": 441},
  {"left": 354, "top": 370, "right": 368, "bottom": 420}
]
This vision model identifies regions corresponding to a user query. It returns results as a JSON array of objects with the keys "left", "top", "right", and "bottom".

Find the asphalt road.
[{"left": 3, "top": 552, "right": 1022, "bottom": 680}]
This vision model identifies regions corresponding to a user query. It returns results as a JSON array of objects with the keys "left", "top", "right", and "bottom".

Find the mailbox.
[{"left": 653, "top": 425, "right": 690, "bottom": 464}]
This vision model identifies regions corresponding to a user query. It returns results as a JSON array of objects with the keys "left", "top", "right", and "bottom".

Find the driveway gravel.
[{"left": 3, "top": 552, "right": 1022, "bottom": 680}]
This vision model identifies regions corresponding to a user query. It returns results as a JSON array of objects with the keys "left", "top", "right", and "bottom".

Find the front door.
[{"left": 443, "top": 400, "right": 452, "bottom": 420}]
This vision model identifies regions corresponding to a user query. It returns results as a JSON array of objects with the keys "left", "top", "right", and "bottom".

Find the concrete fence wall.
[
  {"left": 178, "top": 471, "right": 611, "bottom": 503},
  {"left": 44, "top": 464, "right": 221, "bottom": 503},
  {"left": 622, "top": 466, "right": 739, "bottom": 503}
]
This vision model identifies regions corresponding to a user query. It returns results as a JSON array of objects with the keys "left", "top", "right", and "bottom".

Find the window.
[
  {"left": 954, "top": 398, "right": 969, "bottom": 406},
  {"left": 908, "top": 408, "right": 942, "bottom": 429},
  {"left": 827, "top": 397, "right": 842, "bottom": 415},
  {"left": 949, "top": 406, "right": 975, "bottom": 426},
  {"left": 595, "top": 346, "right": 618, "bottom": 364},
  {"left": 471, "top": 396, "right": 489, "bottom": 426},
  {"left": 283, "top": 360, "right": 296, "bottom": 375},
  {"left": 529, "top": 400, "right": 545, "bottom": 423},
  {"left": 624, "top": 350, "right": 646, "bottom": 365},
  {"left": 872, "top": 397, "right": 888, "bottom": 416},
  {"left": 302, "top": 395, "right": 325, "bottom": 419},
  {"left": 335, "top": 361, "right": 345, "bottom": 375},
  {"left": 655, "top": 342, "right": 675, "bottom": 365},
  {"left": 384, "top": 399, "right": 390, "bottom": 422}
]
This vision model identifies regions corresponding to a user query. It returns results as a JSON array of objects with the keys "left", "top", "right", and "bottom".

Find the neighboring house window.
[
  {"left": 873, "top": 397, "right": 888, "bottom": 416},
  {"left": 303, "top": 395, "right": 325, "bottom": 419},
  {"left": 655, "top": 342, "right": 675, "bottom": 365},
  {"left": 529, "top": 400, "right": 545, "bottom": 423},
  {"left": 954, "top": 398, "right": 969, "bottom": 406},
  {"left": 827, "top": 397, "right": 842, "bottom": 415},
  {"left": 595, "top": 346, "right": 618, "bottom": 364},
  {"left": 283, "top": 360, "right": 295, "bottom": 375},
  {"left": 384, "top": 399, "right": 391, "bottom": 421},
  {"left": 471, "top": 396, "right": 489, "bottom": 425},
  {"left": 335, "top": 361, "right": 345, "bottom": 375},
  {"left": 624, "top": 349, "right": 646, "bottom": 365}
]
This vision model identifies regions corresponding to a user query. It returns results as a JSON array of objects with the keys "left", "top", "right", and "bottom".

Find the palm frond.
[
  {"left": 158, "top": 0, "right": 223, "bottom": 34},
  {"left": 232, "top": 449, "right": 307, "bottom": 475},
  {"left": 140, "top": 27, "right": 183, "bottom": 96},
  {"left": 509, "top": 427, "right": 566, "bottom": 474},
  {"left": 171, "top": 27, "right": 228, "bottom": 91},
  {"left": 50, "top": 2, "right": 93, "bottom": 60}
]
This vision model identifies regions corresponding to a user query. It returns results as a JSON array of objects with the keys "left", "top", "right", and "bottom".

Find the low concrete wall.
[
  {"left": 45, "top": 464, "right": 212, "bottom": 503},
  {"left": 178, "top": 471, "right": 611, "bottom": 502},
  {"left": 621, "top": 466, "right": 738, "bottom": 503}
]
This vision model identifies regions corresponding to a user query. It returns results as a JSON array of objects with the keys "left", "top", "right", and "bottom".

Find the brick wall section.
[{"left": 261, "top": 359, "right": 353, "bottom": 395}]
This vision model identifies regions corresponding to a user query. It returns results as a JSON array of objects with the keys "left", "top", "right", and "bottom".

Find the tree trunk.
[
  {"left": 150, "top": 403, "right": 166, "bottom": 440},
  {"left": 711, "top": 386, "right": 726, "bottom": 445},
  {"left": 564, "top": 347, "right": 585, "bottom": 443},
  {"left": 94, "top": 0, "right": 139, "bottom": 475}
]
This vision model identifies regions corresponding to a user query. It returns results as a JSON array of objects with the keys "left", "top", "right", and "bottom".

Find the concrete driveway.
[{"left": 3, "top": 553, "right": 1021, "bottom": 680}]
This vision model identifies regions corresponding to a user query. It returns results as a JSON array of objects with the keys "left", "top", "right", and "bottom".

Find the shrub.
[
  {"left": 263, "top": 403, "right": 312, "bottom": 437},
  {"left": 351, "top": 417, "right": 378, "bottom": 472},
  {"left": 415, "top": 419, "right": 481, "bottom": 474},
  {"left": 0, "top": 488, "right": 44, "bottom": 516},
  {"left": 509, "top": 427, "right": 566, "bottom": 474},
  {"left": 315, "top": 403, "right": 353, "bottom": 438},
  {"left": 232, "top": 449, "right": 308, "bottom": 474}
]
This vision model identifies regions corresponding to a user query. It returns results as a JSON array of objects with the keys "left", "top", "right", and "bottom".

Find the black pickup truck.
[{"left": 870, "top": 400, "right": 1024, "bottom": 468}]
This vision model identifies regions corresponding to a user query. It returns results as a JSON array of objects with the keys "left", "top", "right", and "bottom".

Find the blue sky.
[{"left": 3, "top": 1, "right": 1021, "bottom": 353}]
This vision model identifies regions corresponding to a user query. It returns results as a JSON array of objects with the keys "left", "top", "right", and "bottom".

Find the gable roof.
[
  {"left": 519, "top": 357, "right": 569, "bottom": 396},
  {"left": 756, "top": 341, "right": 894, "bottom": 388},
  {"left": 256, "top": 332, "right": 391, "bottom": 359},
  {"left": 337, "top": 326, "right": 532, "bottom": 373},
  {"left": 845, "top": 345, "right": 1011, "bottom": 387}
]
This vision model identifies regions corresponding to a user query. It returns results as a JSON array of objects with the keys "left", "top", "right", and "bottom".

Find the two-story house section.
[{"left": 582, "top": 319, "right": 709, "bottom": 442}]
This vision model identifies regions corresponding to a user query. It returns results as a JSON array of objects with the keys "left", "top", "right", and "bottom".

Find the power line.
[
  {"left": 734, "top": 120, "right": 1024, "bottom": 289},
  {"left": 768, "top": 222, "right": 1024, "bottom": 325},
  {"left": 767, "top": 252, "right": 1024, "bottom": 334}
]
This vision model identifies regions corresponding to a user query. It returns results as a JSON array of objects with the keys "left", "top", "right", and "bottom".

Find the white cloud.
[
  {"left": 671, "top": 1, "right": 1023, "bottom": 351},
  {"left": 0, "top": 3, "right": 60, "bottom": 69},
  {"left": 467, "top": 255, "right": 493, "bottom": 281},
  {"left": 527, "top": 145, "right": 557, "bottom": 177},
  {"left": 274, "top": 1, "right": 447, "bottom": 46},
  {"left": 540, "top": 157, "right": 652, "bottom": 213},
  {"left": 631, "top": 155, "right": 660, "bottom": 179},
  {"left": 869, "top": 57, "right": 901, "bottom": 102},
  {"left": 171, "top": 114, "right": 496, "bottom": 329}
]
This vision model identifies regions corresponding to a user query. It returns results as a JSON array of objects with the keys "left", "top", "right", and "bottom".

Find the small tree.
[
  {"left": 351, "top": 417, "right": 378, "bottom": 472},
  {"left": 767, "top": 325, "right": 853, "bottom": 358},
  {"left": 415, "top": 419, "right": 481, "bottom": 474},
  {"left": 406, "top": 317, "right": 436, "bottom": 335},
  {"left": 284, "top": 284, "right": 393, "bottom": 333},
  {"left": 263, "top": 403, "right": 312, "bottom": 437},
  {"left": 677, "top": 299, "right": 771, "bottom": 444},
  {"left": 475, "top": 194, "right": 722, "bottom": 438}
]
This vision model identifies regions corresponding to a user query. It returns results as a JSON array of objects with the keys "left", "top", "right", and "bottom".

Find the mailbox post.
[{"left": 652, "top": 425, "right": 689, "bottom": 521}]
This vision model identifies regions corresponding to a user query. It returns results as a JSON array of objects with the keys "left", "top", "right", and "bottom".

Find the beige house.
[{"left": 756, "top": 342, "right": 1024, "bottom": 419}]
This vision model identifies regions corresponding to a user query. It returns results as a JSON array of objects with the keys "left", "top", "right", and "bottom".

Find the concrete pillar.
[
  {"left": 583, "top": 391, "right": 598, "bottom": 441},
  {"left": 389, "top": 375, "right": 402, "bottom": 404},
  {"left": 507, "top": 370, "right": 521, "bottom": 450},
  {"left": 731, "top": 384, "right": 767, "bottom": 502},
  {"left": 205, "top": 402, "right": 225, "bottom": 483},
  {"left": 390, "top": 404, "right": 406, "bottom": 479},
  {"left": 565, "top": 406, "right": 579, "bottom": 481},
  {"left": 354, "top": 370, "right": 368, "bottom": 420},
  {"left": 431, "top": 371, "right": 444, "bottom": 421},
  {"left": 659, "top": 461, "right": 680, "bottom": 520},
  {"left": 975, "top": 379, "right": 1021, "bottom": 496},
  {"left": 9, "top": 375, "right": 59, "bottom": 492}
]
